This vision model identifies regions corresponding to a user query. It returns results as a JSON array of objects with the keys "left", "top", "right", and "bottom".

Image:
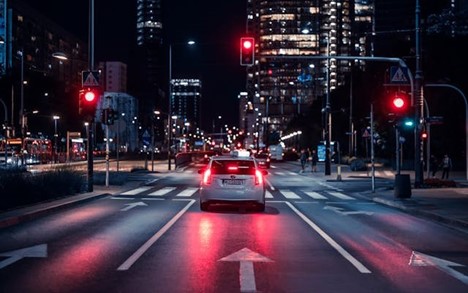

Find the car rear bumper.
[{"left": 199, "top": 186, "right": 265, "bottom": 204}]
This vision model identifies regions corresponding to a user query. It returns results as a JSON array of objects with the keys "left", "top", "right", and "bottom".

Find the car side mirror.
[
  {"left": 262, "top": 170, "right": 268, "bottom": 176},
  {"left": 198, "top": 168, "right": 204, "bottom": 174}
]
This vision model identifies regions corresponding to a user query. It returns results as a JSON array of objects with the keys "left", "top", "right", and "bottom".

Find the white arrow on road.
[
  {"left": 409, "top": 251, "right": 468, "bottom": 285},
  {"left": 0, "top": 244, "right": 47, "bottom": 269},
  {"left": 219, "top": 248, "right": 273, "bottom": 292},
  {"left": 121, "top": 201, "right": 148, "bottom": 211},
  {"left": 324, "top": 205, "right": 374, "bottom": 216}
]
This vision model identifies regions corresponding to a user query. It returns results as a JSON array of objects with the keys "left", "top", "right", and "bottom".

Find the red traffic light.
[
  {"left": 84, "top": 90, "right": 96, "bottom": 102},
  {"left": 390, "top": 92, "right": 409, "bottom": 113},
  {"left": 79, "top": 87, "right": 100, "bottom": 119},
  {"left": 240, "top": 37, "right": 255, "bottom": 66},
  {"left": 392, "top": 97, "right": 405, "bottom": 109},
  {"left": 242, "top": 39, "right": 252, "bottom": 49},
  {"left": 421, "top": 131, "right": 428, "bottom": 139}
]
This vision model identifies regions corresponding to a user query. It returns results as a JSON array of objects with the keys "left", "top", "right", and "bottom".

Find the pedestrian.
[
  {"left": 441, "top": 154, "right": 452, "bottom": 179},
  {"left": 300, "top": 148, "right": 309, "bottom": 172},
  {"left": 311, "top": 149, "right": 318, "bottom": 172},
  {"left": 430, "top": 155, "right": 438, "bottom": 178}
]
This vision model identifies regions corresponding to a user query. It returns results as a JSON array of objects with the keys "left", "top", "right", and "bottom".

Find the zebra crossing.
[
  {"left": 185, "top": 168, "right": 395, "bottom": 179},
  {"left": 115, "top": 186, "right": 357, "bottom": 201}
]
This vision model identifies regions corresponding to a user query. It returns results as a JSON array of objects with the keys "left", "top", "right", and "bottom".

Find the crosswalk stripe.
[
  {"left": 265, "top": 190, "right": 274, "bottom": 198},
  {"left": 287, "top": 171, "right": 297, "bottom": 176},
  {"left": 148, "top": 187, "right": 177, "bottom": 196},
  {"left": 327, "top": 191, "right": 355, "bottom": 200},
  {"left": 384, "top": 170, "right": 394, "bottom": 177},
  {"left": 176, "top": 187, "right": 198, "bottom": 197},
  {"left": 304, "top": 191, "right": 327, "bottom": 200},
  {"left": 275, "top": 172, "right": 286, "bottom": 176},
  {"left": 279, "top": 189, "right": 301, "bottom": 199},
  {"left": 121, "top": 186, "right": 152, "bottom": 195}
]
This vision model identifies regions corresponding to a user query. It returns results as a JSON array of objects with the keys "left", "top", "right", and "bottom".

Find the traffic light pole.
[
  {"left": 86, "top": 0, "right": 95, "bottom": 192},
  {"left": 87, "top": 121, "right": 94, "bottom": 192}
]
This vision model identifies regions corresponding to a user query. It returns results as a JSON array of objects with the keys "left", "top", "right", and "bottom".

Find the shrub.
[
  {"left": 423, "top": 178, "right": 457, "bottom": 188},
  {"left": 0, "top": 167, "right": 86, "bottom": 211}
]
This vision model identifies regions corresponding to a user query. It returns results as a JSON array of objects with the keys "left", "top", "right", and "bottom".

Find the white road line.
[
  {"left": 121, "top": 186, "right": 152, "bottom": 195},
  {"left": 117, "top": 200, "right": 196, "bottom": 271},
  {"left": 303, "top": 191, "right": 327, "bottom": 200},
  {"left": 176, "top": 187, "right": 198, "bottom": 197},
  {"left": 287, "top": 171, "right": 297, "bottom": 176},
  {"left": 284, "top": 201, "right": 371, "bottom": 274},
  {"left": 148, "top": 187, "right": 176, "bottom": 196},
  {"left": 327, "top": 191, "right": 355, "bottom": 200},
  {"left": 274, "top": 172, "right": 286, "bottom": 176},
  {"left": 279, "top": 189, "right": 301, "bottom": 199},
  {"left": 265, "top": 190, "right": 274, "bottom": 198},
  {"left": 265, "top": 178, "right": 275, "bottom": 191}
]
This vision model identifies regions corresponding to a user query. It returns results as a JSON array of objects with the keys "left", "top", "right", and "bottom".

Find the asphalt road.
[{"left": 0, "top": 162, "right": 467, "bottom": 292}]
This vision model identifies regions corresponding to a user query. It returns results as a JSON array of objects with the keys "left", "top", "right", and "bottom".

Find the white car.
[{"left": 198, "top": 152, "right": 268, "bottom": 212}]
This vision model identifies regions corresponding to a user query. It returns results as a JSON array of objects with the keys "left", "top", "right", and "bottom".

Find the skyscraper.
[
  {"left": 245, "top": 0, "right": 363, "bottom": 145},
  {"left": 135, "top": 0, "right": 164, "bottom": 123}
]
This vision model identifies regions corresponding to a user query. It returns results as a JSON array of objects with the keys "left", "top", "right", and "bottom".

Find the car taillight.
[
  {"left": 255, "top": 169, "right": 263, "bottom": 185},
  {"left": 203, "top": 169, "right": 212, "bottom": 185}
]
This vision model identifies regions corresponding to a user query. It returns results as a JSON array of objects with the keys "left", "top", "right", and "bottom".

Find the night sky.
[{"left": 21, "top": 0, "right": 247, "bottom": 129}]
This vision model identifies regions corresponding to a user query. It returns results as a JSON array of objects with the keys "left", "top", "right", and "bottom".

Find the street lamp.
[
  {"left": 168, "top": 40, "right": 196, "bottom": 170},
  {"left": 53, "top": 115, "right": 60, "bottom": 163}
]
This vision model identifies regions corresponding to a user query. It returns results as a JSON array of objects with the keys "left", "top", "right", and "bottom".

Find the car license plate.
[{"left": 223, "top": 179, "right": 244, "bottom": 185}]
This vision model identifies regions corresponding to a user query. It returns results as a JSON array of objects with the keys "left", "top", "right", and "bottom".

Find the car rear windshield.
[{"left": 210, "top": 159, "right": 256, "bottom": 175}]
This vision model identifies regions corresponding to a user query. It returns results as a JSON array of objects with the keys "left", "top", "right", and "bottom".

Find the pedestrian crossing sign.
[
  {"left": 390, "top": 66, "right": 409, "bottom": 84},
  {"left": 82, "top": 71, "right": 100, "bottom": 87}
]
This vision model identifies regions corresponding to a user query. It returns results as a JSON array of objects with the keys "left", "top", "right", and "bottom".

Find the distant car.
[
  {"left": 198, "top": 151, "right": 268, "bottom": 212},
  {"left": 254, "top": 153, "right": 271, "bottom": 169}
]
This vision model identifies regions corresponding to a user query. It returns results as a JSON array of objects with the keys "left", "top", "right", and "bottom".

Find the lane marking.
[
  {"left": 176, "top": 187, "right": 198, "bottom": 197},
  {"left": 265, "top": 178, "right": 275, "bottom": 191},
  {"left": 121, "top": 186, "right": 152, "bottom": 195},
  {"left": 327, "top": 191, "right": 355, "bottom": 200},
  {"left": 303, "top": 191, "right": 327, "bottom": 200},
  {"left": 117, "top": 200, "right": 196, "bottom": 271},
  {"left": 148, "top": 187, "right": 176, "bottom": 196},
  {"left": 279, "top": 189, "right": 301, "bottom": 199},
  {"left": 284, "top": 201, "right": 371, "bottom": 274},
  {"left": 265, "top": 190, "right": 274, "bottom": 199}
]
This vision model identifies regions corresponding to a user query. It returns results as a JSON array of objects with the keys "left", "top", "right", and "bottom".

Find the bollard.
[{"left": 336, "top": 165, "right": 342, "bottom": 181}]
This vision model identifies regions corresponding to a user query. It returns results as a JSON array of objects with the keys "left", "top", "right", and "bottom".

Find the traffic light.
[
  {"left": 240, "top": 37, "right": 254, "bottom": 66},
  {"left": 79, "top": 87, "right": 100, "bottom": 120},
  {"left": 390, "top": 92, "right": 409, "bottom": 113},
  {"left": 100, "top": 108, "right": 116, "bottom": 125},
  {"left": 421, "top": 131, "right": 428, "bottom": 140}
]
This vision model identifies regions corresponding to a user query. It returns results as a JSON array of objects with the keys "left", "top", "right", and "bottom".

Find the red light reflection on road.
[{"left": 198, "top": 217, "right": 214, "bottom": 249}]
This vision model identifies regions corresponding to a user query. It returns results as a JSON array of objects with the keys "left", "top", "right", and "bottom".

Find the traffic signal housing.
[
  {"left": 101, "top": 108, "right": 116, "bottom": 125},
  {"left": 79, "top": 87, "right": 100, "bottom": 120},
  {"left": 240, "top": 37, "right": 255, "bottom": 66}
]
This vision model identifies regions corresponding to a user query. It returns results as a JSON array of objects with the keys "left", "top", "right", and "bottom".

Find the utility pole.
[{"left": 414, "top": 0, "right": 424, "bottom": 187}]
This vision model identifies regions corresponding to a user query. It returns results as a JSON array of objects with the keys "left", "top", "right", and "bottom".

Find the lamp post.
[
  {"left": 53, "top": 115, "right": 60, "bottom": 163},
  {"left": 168, "top": 44, "right": 173, "bottom": 170}
]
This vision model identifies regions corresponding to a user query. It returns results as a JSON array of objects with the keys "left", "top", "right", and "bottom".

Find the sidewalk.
[{"left": 291, "top": 161, "right": 468, "bottom": 232}]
